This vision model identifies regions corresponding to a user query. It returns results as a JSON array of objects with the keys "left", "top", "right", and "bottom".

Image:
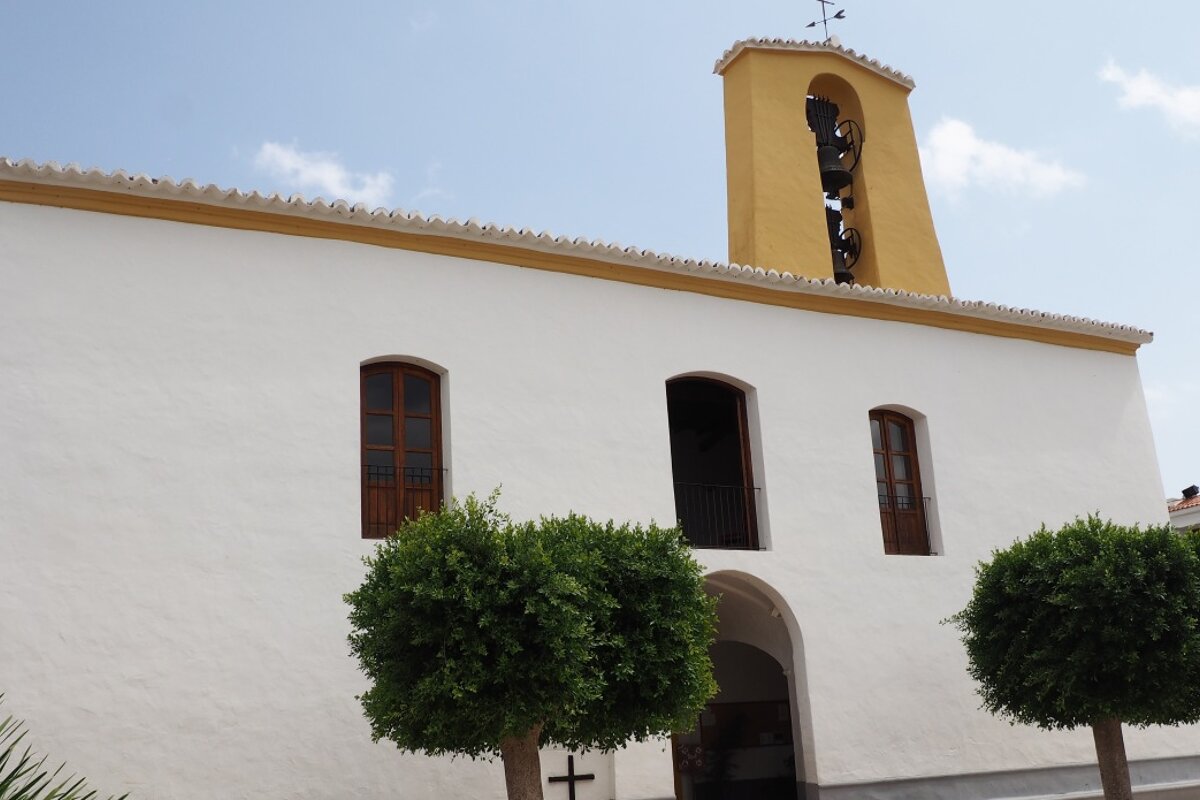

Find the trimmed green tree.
[
  {"left": 949, "top": 516, "right": 1200, "bottom": 800},
  {"left": 344, "top": 494, "right": 718, "bottom": 800}
]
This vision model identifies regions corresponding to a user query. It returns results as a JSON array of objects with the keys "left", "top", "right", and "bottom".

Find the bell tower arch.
[{"left": 717, "top": 40, "right": 951, "bottom": 296}]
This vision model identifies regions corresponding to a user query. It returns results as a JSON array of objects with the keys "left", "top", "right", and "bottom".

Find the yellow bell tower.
[{"left": 717, "top": 39, "right": 951, "bottom": 296}]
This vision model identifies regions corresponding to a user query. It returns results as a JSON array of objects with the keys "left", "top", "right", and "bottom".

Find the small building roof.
[
  {"left": 1168, "top": 493, "right": 1200, "bottom": 514},
  {"left": 1169, "top": 490, "right": 1200, "bottom": 532}
]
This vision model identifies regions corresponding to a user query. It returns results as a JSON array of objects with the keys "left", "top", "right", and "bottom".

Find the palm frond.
[{"left": 0, "top": 697, "right": 129, "bottom": 800}]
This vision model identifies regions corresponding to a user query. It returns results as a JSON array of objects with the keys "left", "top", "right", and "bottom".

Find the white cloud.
[
  {"left": 409, "top": 9, "right": 437, "bottom": 34},
  {"left": 411, "top": 160, "right": 453, "bottom": 208},
  {"left": 1144, "top": 379, "right": 1200, "bottom": 430},
  {"left": 920, "top": 118, "right": 1085, "bottom": 198},
  {"left": 253, "top": 141, "right": 394, "bottom": 208},
  {"left": 1143, "top": 378, "right": 1200, "bottom": 492},
  {"left": 1099, "top": 61, "right": 1200, "bottom": 137}
]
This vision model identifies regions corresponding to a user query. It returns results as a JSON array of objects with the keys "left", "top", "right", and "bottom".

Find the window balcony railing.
[
  {"left": 673, "top": 482, "right": 761, "bottom": 550},
  {"left": 362, "top": 465, "right": 446, "bottom": 539},
  {"left": 877, "top": 494, "right": 932, "bottom": 555}
]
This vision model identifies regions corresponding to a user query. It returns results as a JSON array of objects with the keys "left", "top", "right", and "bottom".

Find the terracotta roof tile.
[
  {"left": 1168, "top": 494, "right": 1200, "bottom": 513},
  {"left": 714, "top": 38, "right": 915, "bottom": 88},
  {"left": 0, "top": 157, "right": 1154, "bottom": 348}
]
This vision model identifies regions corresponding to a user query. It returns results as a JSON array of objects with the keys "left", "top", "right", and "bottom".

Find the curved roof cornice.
[
  {"left": 714, "top": 38, "right": 916, "bottom": 89},
  {"left": 0, "top": 157, "right": 1152, "bottom": 350}
]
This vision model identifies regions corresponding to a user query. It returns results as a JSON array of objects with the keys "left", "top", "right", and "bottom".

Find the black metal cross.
[{"left": 548, "top": 755, "right": 595, "bottom": 800}]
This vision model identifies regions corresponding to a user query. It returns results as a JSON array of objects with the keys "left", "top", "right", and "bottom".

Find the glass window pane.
[
  {"left": 364, "top": 373, "right": 393, "bottom": 410},
  {"left": 892, "top": 455, "right": 911, "bottom": 480},
  {"left": 364, "top": 450, "right": 395, "bottom": 481},
  {"left": 887, "top": 420, "right": 908, "bottom": 452},
  {"left": 873, "top": 453, "right": 887, "bottom": 480},
  {"left": 405, "top": 451, "right": 434, "bottom": 470},
  {"left": 365, "top": 450, "right": 393, "bottom": 467},
  {"left": 405, "top": 418, "right": 432, "bottom": 450},
  {"left": 895, "top": 483, "right": 913, "bottom": 499},
  {"left": 877, "top": 482, "right": 889, "bottom": 506},
  {"left": 870, "top": 418, "right": 882, "bottom": 450},
  {"left": 404, "top": 375, "right": 432, "bottom": 414},
  {"left": 366, "top": 414, "right": 393, "bottom": 446}
]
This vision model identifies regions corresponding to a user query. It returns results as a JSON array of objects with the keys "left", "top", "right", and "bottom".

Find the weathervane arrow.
[{"left": 806, "top": 0, "right": 847, "bottom": 42}]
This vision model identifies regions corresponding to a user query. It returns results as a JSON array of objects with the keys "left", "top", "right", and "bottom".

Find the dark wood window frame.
[
  {"left": 360, "top": 362, "right": 444, "bottom": 538},
  {"left": 870, "top": 409, "right": 930, "bottom": 555},
  {"left": 666, "top": 377, "right": 760, "bottom": 550}
]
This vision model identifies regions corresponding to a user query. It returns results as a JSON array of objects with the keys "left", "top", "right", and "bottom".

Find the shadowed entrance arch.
[{"left": 673, "top": 572, "right": 813, "bottom": 800}]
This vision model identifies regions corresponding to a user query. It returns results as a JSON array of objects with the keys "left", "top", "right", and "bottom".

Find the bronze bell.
[
  {"left": 832, "top": 250, "right": 854, "bottom": 284},
  {"left": 817, "top": 144, "right": 853, "bottom": 193}
]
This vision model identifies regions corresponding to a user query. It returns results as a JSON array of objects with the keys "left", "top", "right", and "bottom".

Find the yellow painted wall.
[{"left": 722, "top": 47, "right": 951, "bottom": 296}]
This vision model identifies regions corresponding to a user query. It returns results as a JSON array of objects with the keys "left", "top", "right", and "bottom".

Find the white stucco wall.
[{"left": 0, "top": 200, "right": 1181, "bottom": 799}]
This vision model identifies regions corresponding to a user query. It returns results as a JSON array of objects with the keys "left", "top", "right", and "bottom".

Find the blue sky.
[{"left": 4, "top": 1, "right": 1197, "bottom": 499}]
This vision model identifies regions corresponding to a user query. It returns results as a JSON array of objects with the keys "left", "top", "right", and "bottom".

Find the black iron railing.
[
  {"left": 673, "top": 482, "right": 761, "bottom": 550},
  {"left": 877, "top": 494, "right": 932, "bottom": 555},
  {"left": 363, "top": 465, "right": 445, "bottom": 538},
  {"left": 877, "top": 494, "right": 929, "bottom": 513},
  {"left": 364, "top": 464, "right": 442, "bottom": 485}
]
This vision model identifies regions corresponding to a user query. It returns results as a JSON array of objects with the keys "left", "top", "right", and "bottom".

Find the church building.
[{"left": 1, "top": 38, "right": 1194, "bottom": 800}]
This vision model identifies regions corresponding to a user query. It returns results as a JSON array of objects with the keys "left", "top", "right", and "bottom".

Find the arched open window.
[
  {"left": 869, "top": 409, "right": 929, "bottom": 555},
  {"left": 666, "top": 378, "right": 759, "bottom": 549},
  {"left": 361, "top": 362, "right": 443, "bottom": 538}
]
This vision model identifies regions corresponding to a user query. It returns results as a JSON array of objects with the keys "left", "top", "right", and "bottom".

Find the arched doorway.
[{"left": 673, "top": 573, "right": 808, "bottom": 800}]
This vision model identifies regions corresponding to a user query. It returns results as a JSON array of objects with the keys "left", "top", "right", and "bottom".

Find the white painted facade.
[{"left": 1, "top": 184, "right": 1194, "bottom": 800}]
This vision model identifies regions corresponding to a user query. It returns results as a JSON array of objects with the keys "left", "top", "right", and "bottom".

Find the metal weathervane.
[{"left": 806, "top": 0, "right": 847, "bottom": 41}]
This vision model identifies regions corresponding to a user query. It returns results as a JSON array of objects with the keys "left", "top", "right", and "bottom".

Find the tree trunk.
[
  {"left": 500, "top": 723, "right": 544, "bottom": 800},
  {"left": 1091, "top": 717, "right": 1133, "bottom": 800}
]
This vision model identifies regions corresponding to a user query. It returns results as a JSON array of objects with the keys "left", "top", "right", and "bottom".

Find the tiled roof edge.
[
  {"left": 1169, "top": 496, "right": 1200, "bottom": 513},
  {"left": 0, "top": 157, "right": 1152, "bottom": 346},
  {"left": 713, "top": 38, "right": 916, "bottom": 88}
]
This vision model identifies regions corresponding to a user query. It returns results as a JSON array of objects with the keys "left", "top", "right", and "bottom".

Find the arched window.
[
  {"left": 666, "top": 378, "right": 759, "bottom": 549},
  {"left": 361, "top": 363, "right": 443, "bottom": 538},
  {"left": 869, "top": 410, "right": 929, "bottom": 555}
]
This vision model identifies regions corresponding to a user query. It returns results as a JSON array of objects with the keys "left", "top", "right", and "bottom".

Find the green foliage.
[
  {"left": 0, "top": 698, "right": 129, "bottom": 800},
  {"left": 949, "top": 515, "right": 1200, "bottom": 730},
  {"left": 344, "top": 493, "right": 718, "bottom": 757}
]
